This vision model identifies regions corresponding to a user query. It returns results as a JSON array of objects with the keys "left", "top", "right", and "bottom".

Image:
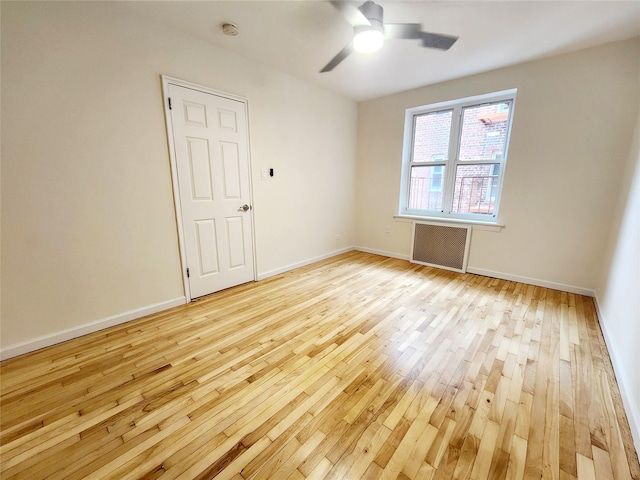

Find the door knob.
[{"left": 239, "top": 204, "right": 251, "bottom": 212}]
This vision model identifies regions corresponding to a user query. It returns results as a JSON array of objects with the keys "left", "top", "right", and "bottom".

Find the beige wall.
[
  {"left": 355, "top": 38, "right": 640, "bottom": 291},
  {"left": 596, "top": 109, "right": 640, "bottom": 452},
  {"left": 1, "top": 2, "right": 357, "bottom": 350}
]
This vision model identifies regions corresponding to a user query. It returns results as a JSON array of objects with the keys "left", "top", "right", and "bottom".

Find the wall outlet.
[
  {"left": 261, "top": 169, "right": 267, "bottom": 180},
  {"left": 385, "top": 225, "right": 390, "bottom": 234},
  {"left": 335, "top": 234, "right": 341, "bottom": 240}
]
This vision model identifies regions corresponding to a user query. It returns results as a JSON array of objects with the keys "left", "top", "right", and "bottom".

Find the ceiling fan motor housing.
[{"left": 360, "top": 1, "right": 384, "bottom": 28}]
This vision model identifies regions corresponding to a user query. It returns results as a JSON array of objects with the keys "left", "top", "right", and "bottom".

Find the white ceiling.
[{"left": 124, "top": 0, "right": 640, "bottom": 101}]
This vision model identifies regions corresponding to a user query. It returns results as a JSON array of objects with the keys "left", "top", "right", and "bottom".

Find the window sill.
[{"left": 393, "top": 214, "right": 504, "bottom": 232}]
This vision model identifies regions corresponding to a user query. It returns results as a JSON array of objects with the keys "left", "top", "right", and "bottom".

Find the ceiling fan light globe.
[{"left": 353, "top": 28, "right": 384, "bottom": 54}]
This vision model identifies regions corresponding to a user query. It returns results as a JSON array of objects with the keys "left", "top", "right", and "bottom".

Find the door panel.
[
  {"left": 184, "top": 101, "right": 207, "bottom": 126},
  {"left": 217, "top": 108, "right": 238, "bottom": 131},
  {"left": 187, "top": 138, "right": 214, "bottom": 200},
  {"left": 195, "top": 219, "right": 219, "bottom": 275},
  {"left": 226, "top": 216, "right": 246, "bottom": 268},
  {"left": 168, "top": 83, "right": 254, "bottom": 299},
  {"left": 220, "top": 142, "right": 241, "bottom": 198}
]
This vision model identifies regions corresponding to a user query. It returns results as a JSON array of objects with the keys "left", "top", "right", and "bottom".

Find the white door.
[{"left": 166, "top": 81, "right": 255, "bottom": 299}]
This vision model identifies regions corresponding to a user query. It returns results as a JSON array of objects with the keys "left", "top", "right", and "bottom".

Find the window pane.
[
  {"left": 408, "top": 165, "right": 445, "bottom": 210},
  {"left": 452, "top": 164, "right": 500, "bottom": 215},
  {"left": 458, "top": 101, "right": 511, "bottom": 161},
  {"left": 412, "top": 110, "right": 453, "bottom": 162}
]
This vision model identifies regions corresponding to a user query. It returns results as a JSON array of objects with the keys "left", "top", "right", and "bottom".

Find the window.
[{"left": 400, "top": 89, "right": 516, "bottom": 222}]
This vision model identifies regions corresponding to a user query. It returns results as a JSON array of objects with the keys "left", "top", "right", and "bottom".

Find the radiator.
[{"left": 411, "top": 222, "right": 472, "bottom": 273}]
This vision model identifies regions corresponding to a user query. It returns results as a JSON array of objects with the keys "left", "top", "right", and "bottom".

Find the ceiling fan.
[{"left": 321, "top": 0, "right": 458, "bottom": 72}]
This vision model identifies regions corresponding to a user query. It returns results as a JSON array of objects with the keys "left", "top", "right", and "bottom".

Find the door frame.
[{"left": 161, "top": 75, "right": 257, "bottom": 302}]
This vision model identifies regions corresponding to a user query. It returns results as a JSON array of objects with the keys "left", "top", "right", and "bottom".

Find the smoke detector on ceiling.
[{"left": 222, "top": 23, "right": 239, "bottom": 37}]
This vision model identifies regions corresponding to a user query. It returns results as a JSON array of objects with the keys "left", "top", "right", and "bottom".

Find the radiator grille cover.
[{"left": 411, "top": 222, "right": 471, "bottom": 273}]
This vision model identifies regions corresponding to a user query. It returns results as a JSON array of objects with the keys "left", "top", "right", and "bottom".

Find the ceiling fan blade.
[
  {"left": 420, "top": 32, "right": 459, "bottom": 50},
  {"left": 384, "top": 23, "right": 422, "bottom": 40},
  {"left": 330, "top": 1, "right": 371, "bottom": 26},
  {"left": 320, "top": 42, "right": 354, "bottom": 72}
]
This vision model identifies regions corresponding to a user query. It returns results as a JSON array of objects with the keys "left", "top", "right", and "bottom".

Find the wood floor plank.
[
  {"left": 469, "top": 420, "right": 500, "bottom": 479},
  {"left": 576, "top": 453, "right": 597, "bottom": 480},
  {"left": 1, "top": 251, "right": 638, "bottom": 480},
  {"left": 506, "top": 434, "right": 527, "bottom": 480}
]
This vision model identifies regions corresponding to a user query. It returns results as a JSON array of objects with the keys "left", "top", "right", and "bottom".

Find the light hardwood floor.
[{"left": 1, "top": 251, "right": 638, "bottom": 480}]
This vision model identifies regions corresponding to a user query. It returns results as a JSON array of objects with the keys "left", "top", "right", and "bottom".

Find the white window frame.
[{"left": 398, "top": 89, "right": 517, "bottom": 224}]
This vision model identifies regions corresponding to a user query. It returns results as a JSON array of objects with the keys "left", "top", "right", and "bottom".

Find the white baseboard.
[
  {"left": 0, "top": 297, "right": 186, "bottom": 361},
  {"left": 354, "top": 246, "right": 410, "bottom": 261},
  {"left": 593, "top": 294, "right": 640, "bottom": 456},
  {"left": 257, "top": 247, "right": 354, "bottom": 281},
  {"left": 466, "top": 267, "right": 596, "bottom": 297},
  {"left": 353, "top": 250, "right": 595, "bottom": 296},
  {"left": 352, "top": 249, "right": 594, "bottom": 296}
]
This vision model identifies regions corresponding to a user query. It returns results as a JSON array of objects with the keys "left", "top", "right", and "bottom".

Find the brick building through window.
[{"left": 400, "top": 90, "right": 516, "bottom": 221}]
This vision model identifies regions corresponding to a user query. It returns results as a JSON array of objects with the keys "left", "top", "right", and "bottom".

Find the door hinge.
[
  {"left": 186, "top": 267, "right": 190, "bottom": 278},
  {"left": 168, "top": 97, "right": 172, "bottom": 110}
]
